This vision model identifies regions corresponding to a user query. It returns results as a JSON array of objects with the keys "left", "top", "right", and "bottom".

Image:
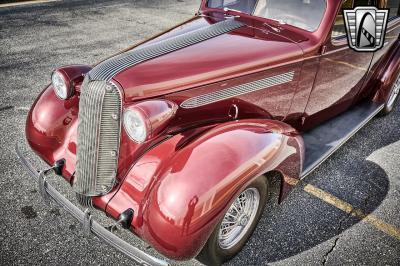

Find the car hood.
[{"left": 111, "top": 16, "right": 306, "bottom": 102}]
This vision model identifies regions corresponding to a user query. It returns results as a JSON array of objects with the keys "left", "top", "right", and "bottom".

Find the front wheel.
[
  {"left": 381, "top": 72, "right": 400, "bottom": 115},
  {"left": 196, "top": 176, "right": 268, "bottom": 266}
]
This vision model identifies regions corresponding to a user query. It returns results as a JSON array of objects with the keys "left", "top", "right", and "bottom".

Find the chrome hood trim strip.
[{"left": 88, "top": 19, "right": 244, "bottom": 81}]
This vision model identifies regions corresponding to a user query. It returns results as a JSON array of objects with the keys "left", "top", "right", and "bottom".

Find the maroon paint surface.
[{"left": 25, "top": 0, "right": 400, "bottom": 260}]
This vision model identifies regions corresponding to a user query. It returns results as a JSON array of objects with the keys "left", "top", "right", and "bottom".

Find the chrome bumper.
[{"left": 15, "top": 144, "right": 169, "bottom": 266}]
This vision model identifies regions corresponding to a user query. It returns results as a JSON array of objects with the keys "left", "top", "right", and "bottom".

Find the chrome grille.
[
  {"left": 74, "top": 79, "right": 122, "bottom": 199},
  {"left": 180, "top": 71, "right": 295, "bottom": 109}
]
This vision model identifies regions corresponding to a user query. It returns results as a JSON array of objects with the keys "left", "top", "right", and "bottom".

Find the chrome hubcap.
[
  {"left": 218, "top": 188, "right": 260, "bottom": 250},
  {"left": 388, "top": 75, "right": 400, "bottom": 108}
]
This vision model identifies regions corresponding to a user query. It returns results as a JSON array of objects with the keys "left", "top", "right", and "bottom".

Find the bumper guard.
[{"left": 15, "top": 144, "right": 169, "bottom": 266}]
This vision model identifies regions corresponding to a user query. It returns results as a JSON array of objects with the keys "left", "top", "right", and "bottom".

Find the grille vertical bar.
[{"left": 74, "top": 79, "right": 122, "bottom": 199}]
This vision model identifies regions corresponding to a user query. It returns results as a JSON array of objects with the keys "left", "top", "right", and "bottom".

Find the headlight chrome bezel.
[
  {"left": 123, "top": 100, "right": 177, "bottom": 144},
  {"left": 51, "top": 70, "right": 74, "bottom": 100},
  {"left": 123, "top": 108, "right": 150, "bottom": 143}
]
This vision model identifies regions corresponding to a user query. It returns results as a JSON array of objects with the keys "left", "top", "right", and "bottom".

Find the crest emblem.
[{"left": 343, "top": 6, "right": 388, "bottom": 52}]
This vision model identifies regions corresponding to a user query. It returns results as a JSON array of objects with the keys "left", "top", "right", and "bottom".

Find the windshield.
[{"left": 207, "top": 0, "right": 326, "bottom": 32}]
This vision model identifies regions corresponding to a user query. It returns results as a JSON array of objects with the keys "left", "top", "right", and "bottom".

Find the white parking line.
[{"left": 0, "top": 0, "right": 59, "bottom": 8}]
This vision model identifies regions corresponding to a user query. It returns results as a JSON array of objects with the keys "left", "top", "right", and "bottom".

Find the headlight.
[
  {"left": 123, "top": 109, "right": 149, "bottom": 143},
  {"left": 123, "top": 100, "right": 177, "bottom": 143},
  {"left": 51, "top": 70, "right": 73, "bottom": 100}
]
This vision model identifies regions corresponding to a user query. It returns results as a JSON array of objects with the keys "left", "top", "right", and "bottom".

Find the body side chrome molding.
[{"left": 180, "top": 71, "right": 295, "bottom": 109}]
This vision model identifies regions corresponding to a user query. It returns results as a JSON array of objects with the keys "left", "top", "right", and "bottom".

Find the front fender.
[
  {"left": 121, "top": 119, "right": 303, "bottom": 260},
  {"left": 26, "top": 64, "right": 92, "bottom": 180}
]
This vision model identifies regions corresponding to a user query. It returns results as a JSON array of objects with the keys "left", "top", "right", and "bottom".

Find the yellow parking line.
[
  {"left": 0, "top": 0, "right": 59, "bottom": 8},
  {"left": 304, "top": 184, "right": 354, "bottom": 214},
  {"left": 304, "top": 184, "right": 400, "bottom": 241}
]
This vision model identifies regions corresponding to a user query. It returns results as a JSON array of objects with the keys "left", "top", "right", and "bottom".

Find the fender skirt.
[{"left": 106, "top": 119, "right": 303, "bottom": 260}]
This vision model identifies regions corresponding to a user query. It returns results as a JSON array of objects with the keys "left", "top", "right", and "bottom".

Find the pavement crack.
[
  {"left": 362, "top": 189, "right": 373, "bottom": 212},
  {"left": 323, "top": 236, "right": 340, "bottom": 265},
  {"left": 322, "top": 191, "right": 374, "bottom": 265},
  {"left": 322, "top": 207, "right": 354, "bottom": 265}
]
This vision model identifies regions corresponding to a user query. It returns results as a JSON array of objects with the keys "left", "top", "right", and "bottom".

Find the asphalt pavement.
[{"left": 0, "top": 1, "right": 399, "bottom": 265}]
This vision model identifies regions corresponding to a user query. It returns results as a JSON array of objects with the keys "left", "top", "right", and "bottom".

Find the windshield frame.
[{"left": 202, "top": 0, "right": 327, "bottom": 33}]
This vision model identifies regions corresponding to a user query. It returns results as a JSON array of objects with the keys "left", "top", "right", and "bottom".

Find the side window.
[
  {"left": 208, "top": 0, "right": 239, "bottom": 8},
  {"left": 386, "top": 0, "right": 400, "bottom": 18},
  {"left": 331, "top": 0, "right": 381, "bottom": 39},
  {"left": 225, "top": 0, "right": 239, "bottom": 5},
  {"left": 207, "top": 0, "right": 257, "bottom": 13},
  {"left": 331, "top": 0, "right": 353, "bottom": 39}
]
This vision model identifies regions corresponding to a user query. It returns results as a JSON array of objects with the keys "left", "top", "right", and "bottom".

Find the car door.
[
  {"left": 357, "top": 0, "right": 400, "bottom": 99},
  {"left": 372, "top": 0, "right": 400, "bottom": 66},
  {"left": 303, "top": 0, "right": 375, "bottom": 127}
]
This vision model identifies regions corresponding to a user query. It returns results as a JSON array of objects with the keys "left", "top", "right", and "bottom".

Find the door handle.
[{"left": 320, "top": 45, "right": 328, "bottom": 55}]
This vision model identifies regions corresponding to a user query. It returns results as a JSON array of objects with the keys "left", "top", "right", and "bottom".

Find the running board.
[{"left": 301, "top": 101, "right": 384, "bottom": 178}]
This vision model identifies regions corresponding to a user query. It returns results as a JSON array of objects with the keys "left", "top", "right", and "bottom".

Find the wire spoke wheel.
[
  {"left": 197, "top": 176, "right": 268, "bottom": 265},
  {"left": 218, "top": 188, "right": 260, "bottom": 250},
  {"left": 387, "top": 74, "right": 400, "bottom": 109}
]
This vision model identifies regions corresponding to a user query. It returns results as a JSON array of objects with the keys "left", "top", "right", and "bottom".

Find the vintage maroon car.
[{"left": 16, "top": 0, "right": 400, "bottom": 265}]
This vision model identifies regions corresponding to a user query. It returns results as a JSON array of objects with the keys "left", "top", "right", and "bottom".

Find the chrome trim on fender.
[
  {"left": 180, "top": 71, "right": 295, "bottom": 109},
  {"left": 15, "top": 144, "right": 170, "bottom": 266},
  {"left": 89, "top": 19, "right": 244, "bottom": 81}
]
